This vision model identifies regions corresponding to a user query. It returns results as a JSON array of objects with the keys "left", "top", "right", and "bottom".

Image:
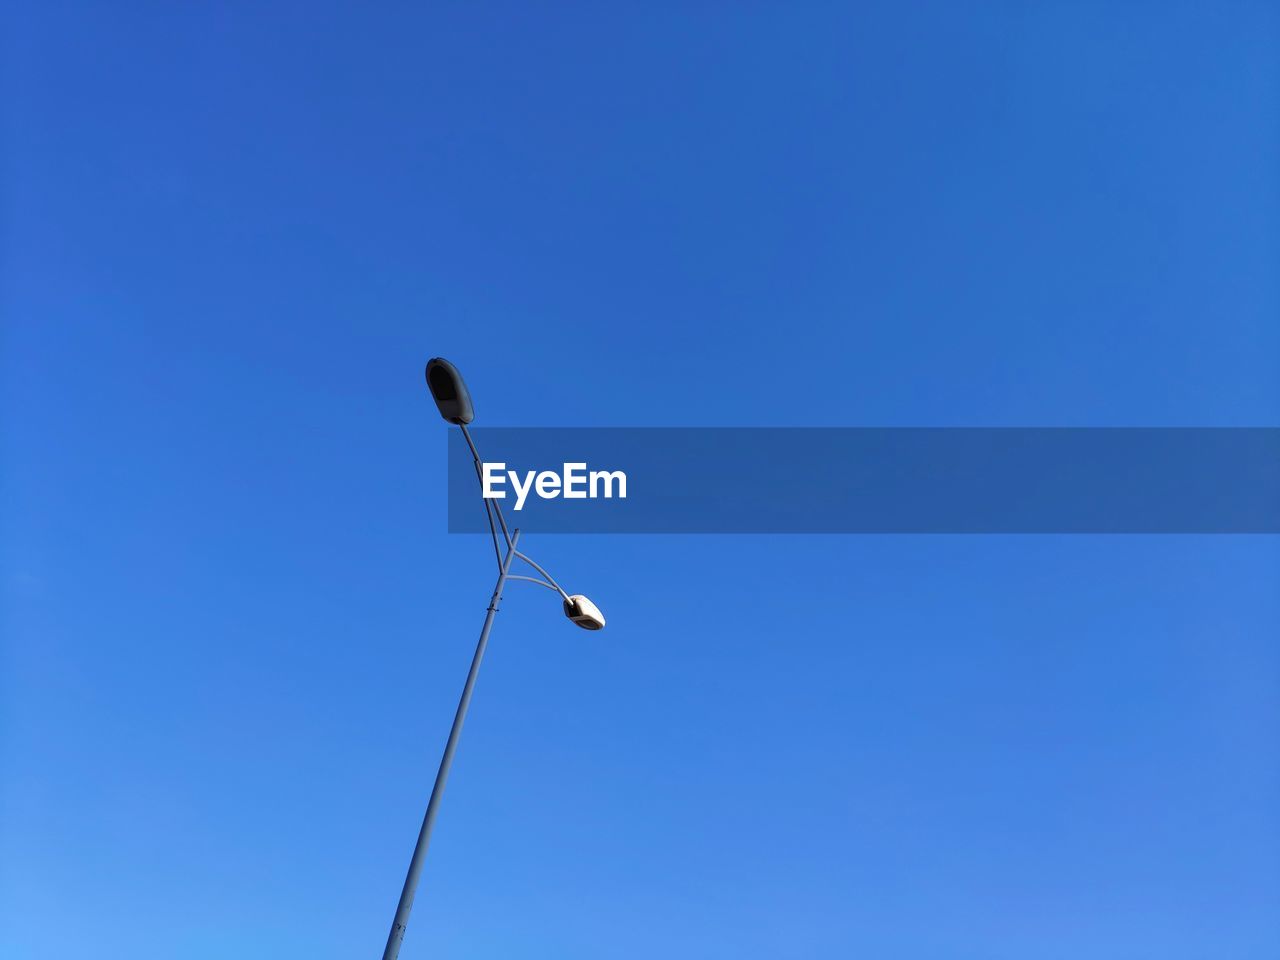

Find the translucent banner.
[{"left": 446, "top": 428, "right": 1280, "bottom": 534}]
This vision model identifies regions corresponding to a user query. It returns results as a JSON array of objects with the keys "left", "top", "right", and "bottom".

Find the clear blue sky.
[{"left": 3, "top": 3, "right": 1279, "bottom": 958}]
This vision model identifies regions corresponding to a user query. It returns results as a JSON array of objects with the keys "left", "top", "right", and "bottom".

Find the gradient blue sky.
[{"left": 3, "top": 3, "right": 1279, "bottom": 958}]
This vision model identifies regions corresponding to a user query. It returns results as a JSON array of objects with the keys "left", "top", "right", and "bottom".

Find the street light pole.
[
  {"left": 377, "top": 358, "right": 606, "bottom": 958},
  {"left": 380, "top": 529, "right": 521, "bottom": 960}
]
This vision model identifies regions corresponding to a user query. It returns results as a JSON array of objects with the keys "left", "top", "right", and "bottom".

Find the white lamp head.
[{"left": 563, "top": 594, "right": 606, "bottom": 631}]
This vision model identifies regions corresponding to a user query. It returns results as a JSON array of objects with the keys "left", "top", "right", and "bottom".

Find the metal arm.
[
  {"left": 459, "top": 424, "right": 513, "bottom": 550},
  {"left": 513, "top": 551, "right": 570, "bottom": 601},
  {"left": 458, "top": 424, "right": 573, "bottom": 601},
  {"left": 507, "top": 574, "right": 561, "bottom": 593}
]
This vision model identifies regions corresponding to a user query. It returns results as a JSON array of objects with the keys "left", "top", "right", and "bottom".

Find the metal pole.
[{"left": 381, "top": 529, "right": 522, "bottom": 960}]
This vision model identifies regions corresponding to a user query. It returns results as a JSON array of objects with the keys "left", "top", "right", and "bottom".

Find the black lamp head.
[{"left": 424, "top": 357, "right": 475, "bottom": 425}]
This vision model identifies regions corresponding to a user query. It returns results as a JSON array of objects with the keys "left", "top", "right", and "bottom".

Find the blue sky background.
[{"left": 3, "top": 3, "right": 1279, "bottom": 958}]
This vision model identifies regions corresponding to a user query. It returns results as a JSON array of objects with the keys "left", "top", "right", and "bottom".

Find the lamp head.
[
  {"left": 563, "top": 594, "right": 606, "bottom": 631},
  {"left": 424, "top": 357, "right": 475, "bottom": 425}
]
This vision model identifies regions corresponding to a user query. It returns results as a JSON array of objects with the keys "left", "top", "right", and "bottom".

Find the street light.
[{"left": 380, "top": 358, "right": 605, "bottom": 960}]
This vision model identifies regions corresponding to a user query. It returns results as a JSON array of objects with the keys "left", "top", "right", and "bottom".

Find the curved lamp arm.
[
  {"left": 506, "top": 574, "right": 561, "bottom": 593},
  {"left": 512, "top": 551, "right": 571, "bottom": 601}
]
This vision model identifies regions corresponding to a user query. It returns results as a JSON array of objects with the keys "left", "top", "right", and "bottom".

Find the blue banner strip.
[{"left": 446, "top": 428, "right": 1280, "bottom": 533}]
